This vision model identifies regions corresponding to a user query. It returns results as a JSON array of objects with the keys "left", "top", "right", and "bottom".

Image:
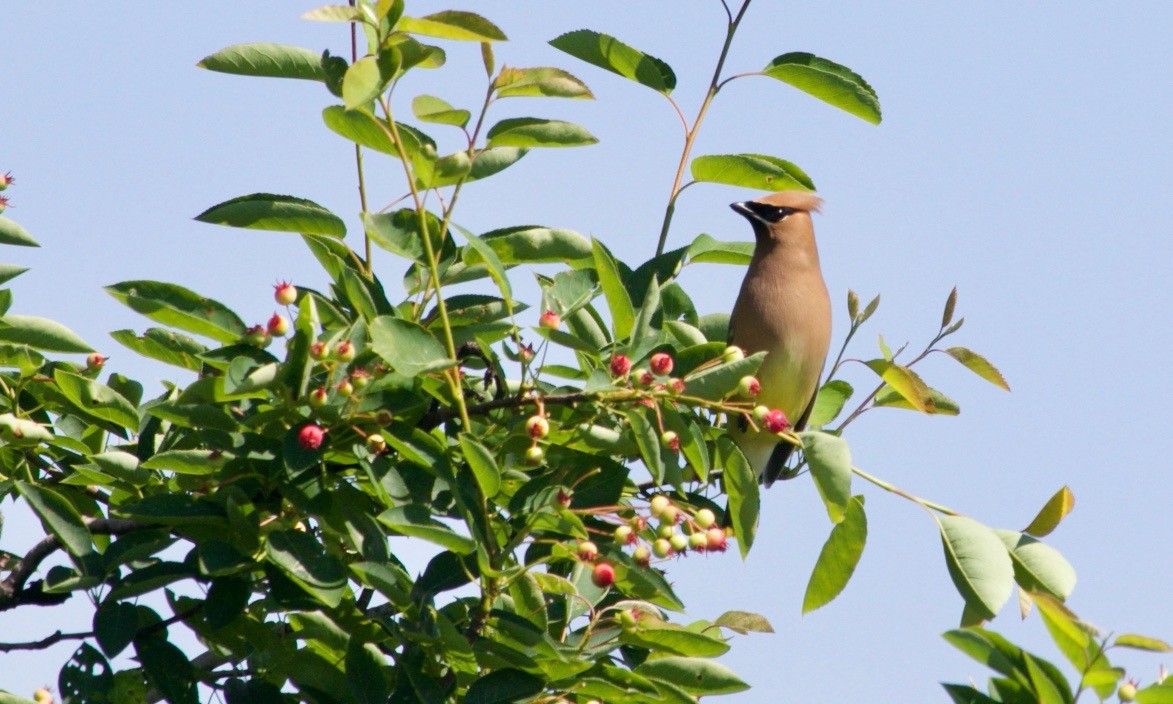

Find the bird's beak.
[{"left": 730, "top": 201, "right": 765, "bottom": 224}]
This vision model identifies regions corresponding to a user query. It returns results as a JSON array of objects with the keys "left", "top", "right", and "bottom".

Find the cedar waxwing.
[{"left": 728, "top": 191, "right": 831, "bottom": 485}]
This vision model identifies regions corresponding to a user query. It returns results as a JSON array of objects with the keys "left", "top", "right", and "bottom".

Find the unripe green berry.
[
  {"left": 657, "top": 523, "right": 675, "bottom": 539},
  {"left": 525, "top": 415, "right": 550, "bottom": 439},
  {"left": 669, "top": 533, "right": 688, "bottom": 553},
  {"left": 366, "top": 434, "right": 386, "bottom": 453},
  {"left": 649, "top": 494, "right": 671, "bottom": 517},
  {"left": 613, "top": 525, "right": 634, "bottom": 545},
  {"left": 576, "top": 540, "right": 599, "bottom": 561},
  {"left": 1119, "top": 682, "right": 1138, "bottom": 701},
  {"left": 652, "top": 538, "right": 672, "bottom": 558},
  {"left": 737, "top": 375, "right": 761, "bottom": 397},
  {"left": 632, "top": 545, "right": 651, "bottom": 566},
  {"left": 336, "top": 379, "right": 354, "bottom": 396},
  {"left": 617, "top": 609, "right": 639, "bottom": 631},
  {"left": 723, "top": 345, "right": 745, "bottom": 363},
  {"left": 660, "top": 430, "right": 679, "bottom": 451},
  {"left": 525, "top": 445, "right": 545, "bottom": 464},
  {"left": 689, "top": 532, "right": 708, "bottom": 550},
  {"left": 334, "top": 340, "right": 356, "bottom": 362},
  {"left": 308, "top": 387, "right": 328, "bottom": 408},
  {"left": 695, "top": 508, "right": 717, "bottom": 528}
]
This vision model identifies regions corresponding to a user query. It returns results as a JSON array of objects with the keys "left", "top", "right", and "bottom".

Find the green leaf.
[
  {"left": 690, "top": 154, "right": 815, "bottom": 191},
  {"left": 938, "top": 515, "right": 1015, "bottom": 620},
  {"left": 195, "top": 193, "right": 346, "bottom": 237},
  {"left": 16, "top": 482, "right": 93, "bottom": 556},
  {"left": 941, "top": 684, "right": 1002, "bottom": 704},
  {"left": 0, "top": 264, "right": 29, "bottom": 286},
  {"left": 301, "top": 5, "right": 362, "bottom": 22},
  {"left": 479, "top": 225, "right": 592, "bottom": 264},
  {"left": 1115, "top": 633, "right": 1172, "bottom": 652},
  {"left": 873, "top": 383, "right": 960, "bottom": 415},
  {"left": 686, "top": 233, "right": 753, "bottom": 266},
  {"left": 1023, "top": 486, "right": 1075, "bottom": 538},
  {"left": 464, "top": 668, "right": 543, "bottom": 704},
  {"left": 683, "top": 351, "right": 765, "bottom": 401},
  {"left": 110, "top": 328, "right": 205, "bottom": 372},
  {"left": 457, "top": 226, "right": 513, "bottom": 301},
  {"left": 459, "top": 433, "right": 501, "bottom": 498},
  {"left": 945, "top": 347, "right": 1011, "bottom": 391},
  {"left": 411, "top": 94, "right": 470, "bottom": 127},
  {"left": 197, "top": 43, "right": 325, "bottom": 81},
  {"left": 624, "top": 409, "right": 664, "bottom": 483},
  {"left": 346, "top": 640, "right": 390, "bottom": 704},
  {"left": 369, "top": 316, "right": 453, "bottom": 376},
  {"left": 590, "top": 239, "right": 635, "bottom": 339},
  {"left": 136, "top": 639, "right": 197, "bottom": 704},
  {"left": 204, "top": 576, "right": 251, "bottom": 631},
  {"left": 93, "top": 600, "right": 137, "bottom": 658},
  {"left": 0, "top": 216, "right": 40, "bottom": 247},
  {"left": 106, "top": 281, "right": 246, "bottom": 344},
  {"left": 800, "top": 431, "right": 853, "bottom": 523},
  {"left": 635, "top": 657, "right": 748, "bottom": 695},
  {"left": 803, "top": 495, "right": 867, "bottom": 613},
  {"left": 53, "top": 370, "right": 140, "bottom": 430},
  {"left": 995, "top": 530, "right": 1076, "bottom": 601},
  {"left": 0, "top": 314, "right": 92, "bottom": 353},
  {"left": 0, "top": 413, "right": 52, "bottom": 446},
  {"left": 864, "top": 359, "right": 931, "bottom": 412},
  {"left": 713, "top": 610, "right": 775, "bottom": 634},
  {"left": 468, "top": 147, "right": 529, "bottom": 182},
  {"left": 1137, "top": 683, "right": 1173, "bottom": 703},
  {"left": 398, "top": 11, "right": 507, "bottom": 42},
  {"left": 378, "top": 505, "right": 475, "bottom": 554},
  {"left": 486, "top": 117, "right": 598, "bottom": 148},
  {"left": 549, "top": 29, "right": 676, "bottom": 94},
  {"left": 342, "top": 55, "right": 389, "bottom": 109},
  {"left": 809, "top": 380, "right": 853, "bottom": 427},
  {"left": 362, "top": 208, "right": 443, "bottom": 262},
  {"left": 493, "top": 67, "right": 594, "bottom": 99},
  {"left": 623, "top": 619, "right": 730, "bottom": 657},
  {"left": 142, "top": 450, "right": 226, "bottom": 476},
  {"left": 265, "top": 529, "right": 348, "bottom": 608},
  {"left": 322, "top": 105, "right": 397, "bottom": 154},
  {"left": 717, "top": 436, "right": 758, "bottom": 558},
  {"left": 762, "top": 52, "right": 882, "bottom": 124}
]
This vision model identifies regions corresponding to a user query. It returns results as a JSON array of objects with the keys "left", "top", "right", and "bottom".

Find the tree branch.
[{"left": 0, "top": 629, "right": 92, "bottom": 652}]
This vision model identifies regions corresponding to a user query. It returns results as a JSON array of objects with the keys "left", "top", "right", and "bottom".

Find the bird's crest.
[{"left": 753, "top": 191, "right": 823, "bottom": 214}]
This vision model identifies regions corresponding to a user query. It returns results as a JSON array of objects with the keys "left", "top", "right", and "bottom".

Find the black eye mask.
[{"left": 745, "top": 202, "right": 797, "bottom": 223}]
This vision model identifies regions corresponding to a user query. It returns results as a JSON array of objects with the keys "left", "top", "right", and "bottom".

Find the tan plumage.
[{"left": 728, "top": 191, "right": 831, "bottom": 485}]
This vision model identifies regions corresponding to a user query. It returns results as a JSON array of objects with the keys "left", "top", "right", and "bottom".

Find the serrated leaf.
[
  {"left": 265, "top": 529, "right": 348, "bottom": 607},
  {"left": 301, "top": 4, "right": 362, "bottom": 22},
  {"left": 1023, "top": 486, "right": 1075, "bottom": 538},
  {"left": 342, "top": 56, "right": 389, "bottom": 109},
  {"left": 322, "top": 105, "right": 397, "bottom": 154},
  {"left": 197, "top": 42, "right": 325, "bottom": 81},
  {"left": 1115, "top": 633, "right": 1172, "bottom": 652},
  {"left": 809, "top": 380, "right": 853, "bottom": 427},
  {"left": 16, "top": 482, "right": 92, "bottom": 556},
  {"left": 369, "top": 316, "right": 453, "bottom": 376},
  {"left": 635, "top": 657, "right": 748, "bottom": 695},
  {"left": 493, "top": 66, "right": 594, "bottom": 99},
  {"left": 865, "top": 359, "right": 930, "bottom": 412},
  {"left": 682, "top": 351, "right": 765, "bottom": 401},
  {"left": 686, "top": 232, "right": 753, "bottom": 265},
  {"left": 995, "top": 530, "right": 1076, "bottom": 601},
  {"left": 458, "top": 433, "right": 501, "bottom": 498},
  {"left": 549, "top": 29, "right": 676, "bottom": 94},
  {"left": 398, "top": 11, "right": 507, "bottom": 42},
  {"left": 713, "top": 610, "right": 774, "bottom": 634},
  {"left": 763, "top": 52, "right": 882, "bottom": 124},
  {"left": 53, "top": 370, "right": 140, "bottom": 430},
  {"left": 942, "top": 287, "right": 959, "bottom": 328},
  {"left": 800, "top": 431, "right": 852, "bottom": 523},
  {"left": 946, "top": 347, "right": 1011, "bottom": 391},
  {"left": 716, "top": 436, "right": 758, "bottom": 558},
  {"left": 486, "top": 117, "right": 598, "bottom": 148},
  {"left": 690, "top": 153, "right": 815, "bottom": 191},
  {"left": 105, "top": 280, "right": 245, "bottom": 344},
  {"left": 803, "top": 495, "right": 867, "bottom": 613},
  {"left": 195, "top": 193, "right": 345, "bottom": 237},
  {"left": 142, "top": 450, "right": 226, "bottom": 476},
  {"left": 0, "top": 314, "right": 92, "bottom": 353},
  {"left": 378, "top": 505, "right": 475, "bottom": 554},
  {"left": 873, "top": 383, "right": 960, "bottom": 415},
  {"left": 590, "top": 239, "right": 635, "bottom": 339},
  {"left": 464, "top": 668, "right": 543, "bottom": 704},
  {"left": 938, "top": 515, "right": 1015, "bottom": 620}
]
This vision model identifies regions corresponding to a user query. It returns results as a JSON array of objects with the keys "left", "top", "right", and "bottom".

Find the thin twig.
[{"left": 0, "top": 629, "right": 92, "bottom": 652}]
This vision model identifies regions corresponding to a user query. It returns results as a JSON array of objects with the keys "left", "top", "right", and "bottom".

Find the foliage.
[{"left": 0, "top": 2, "right": 1164, "bottom": 703}]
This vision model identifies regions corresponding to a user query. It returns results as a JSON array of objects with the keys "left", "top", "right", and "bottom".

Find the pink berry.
[
  {"left": 764, "top": 409, "right": 790, "bottom": 434},
  {"left": 333, "top": 340, "right": 355, "bottom": 362},
  {"left": 738, "top": 375, "right": 761, "bottom": 398},
  {"left": 310, "top": 341, "right": 329, "bottom": 360},
  {"left": 649, "top": 353, "right": 674, "bottom": 376},
  {"left": 86, "top": 353, "right": 108, "bottom": 369},
  {"left": 591, "top": 562, "right": 615, "bottom": 588},
  {"left": 609, "top": 354, "right": 631, "bottom": 377},
  {"left": 705, "top": 527, "right": 728, "bottom": 552},
  {"left": 0, "top": 172, "right": 13, "bottom": 192},
  {"left": 525, "top": 415, "right": 550, "bottom": 439},
  {"left": 274, "top": 281, "right": 297, "bottom": 306},
  {"left": 667, "top": 378, "right": 685, "bottom": 395},
  {"left": 297, "top": 424, "right": 325, "bottom": 450},
  {"left": 267, "top": 313, "right": 289, "bottom": 337},
  {"left": 0, "top": 195, "right": 10, "bottom": 214},
  {"left": 308, "top": 387, "right": 329, "bottom": 408},
  {"left": 539, "top": 309, "right": 561, "bottom": 330},
  {"left": 577, "top": 540, "right": 599, "bottom": 561}
]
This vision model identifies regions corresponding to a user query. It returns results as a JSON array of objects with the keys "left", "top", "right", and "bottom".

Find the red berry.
[
  {"left": 609, "top": 354, "right": 631, "bottom": 377},
  {"left": 333, "top": 340, "right": 355, "bottom": 362},
  {"left": 591, "top": 562, "right": 615, "bottom": 588},
  {"left": 539, "top": 309, "right": 561, "bottom": 330},
  {"left": 525, "top": 415, "right": 550, "bottom": 439},
  {"left": 274, "top": 281, "right": 297, "bottom": 306},
  {"left": 764, "top": 409, "right": 790, "bottom": 434},
  {"left": 0, "top": 172, "right": 13, "bottom": 192},
  {"left": 297, "top": 424, "right": 325, "bottom": 450},
  {"left": 266, "top": 313, "right": 289, "bottom": 337},
  {"left": 737, "top": 375, "right": 761, "bottom": 397},
  {"left": 649, "top": 353, "right": 674, "bottom": 376},
  {"left": 705, "top": 527, "right": 728, "bottom": 552},
  {"left": 86, "top": 353, "right": 108, "bottom": 369}
]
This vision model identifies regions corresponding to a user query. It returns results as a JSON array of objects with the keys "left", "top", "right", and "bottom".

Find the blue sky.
[{"left": 1, "top": 2, "right": 1170, "bottom": 700}]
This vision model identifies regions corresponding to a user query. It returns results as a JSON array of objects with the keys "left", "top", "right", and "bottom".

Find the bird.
[{"left": 727, "top": 191, "right": 831, "bottom": 486}]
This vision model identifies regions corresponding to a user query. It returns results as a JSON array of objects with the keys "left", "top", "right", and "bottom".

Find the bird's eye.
[{"left": 746, "top": 202, "right": 796, "bottom": 222}]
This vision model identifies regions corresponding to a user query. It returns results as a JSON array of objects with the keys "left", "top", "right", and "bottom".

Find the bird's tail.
[{"left": 762, "top": 441, "right": 797, "bottom": 487}]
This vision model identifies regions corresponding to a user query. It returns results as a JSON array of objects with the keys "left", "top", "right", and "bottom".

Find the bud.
[
  {"left": 539, "top": 309, "right": 561, "bottom": 330},
  {"left": 518, "top": 343, "right": 536, "bottom": 363},
  {"left": 0, "top": 195, "right": 10, "bottom": 214},
  {"left": 274, "top": 281, "right": 297, "bottom": 306},
  {"left": 649, "top": 494, "right": 671, "bottom": 517},
  {"left": 652, "top": 538, "right": 672, "bottom": 558},
  {"left": 297, "top": 424, "right": 325, "bottom": 450},
  {"left": 266, "top": 313, "right": 289, "bottom": 337},
  {"left": 694, "top": 508, "right": 717, "bottom": 529},
  {"left": 0, "top": 172, "right": 13, "bottom": 192},
  {"left": 591, "top": 562, "right": 615, "bottom": 588},
  {"left": 609, "top": 354, "right": 631, "bottom": 377},
  {"left": 525, "top": 415, "right": 550, "bottom": 439},
  {"left": 336, "top": 379, "right": 354, "bottom": 396},
  {"left": 86, "top": 352, "right": 108, "bottom": 370},
  {"left": 669, "top": 533, "right": 689, "bottom": 553},
  {"left": 649, "top": 352, "right": 674, "bottom": 376},
  {"left": 308, "top": 386, "right": 329, "bottom": 408},
  {"left": 660, "top": 430, "right": 680, "bottom": 452},
  {"left": 737, "top": 375, "right": 761, "bottom": 398},
  {"left": 576, "top": 540, "right": 599, "bottom": 562},
  {"left": 764, "top": 409, "right": 790, "bottom": 434},
  {"left": 244, "top": 325, "right": 271, "bottom": 348},
  {"left": 613, "top": 525, "right": 635, "bottom": 545},
  {"left": 350, "top": 368, "right": 372, "bottom": 389},
  {"left": 689, "top": 531, "right": 709, "bottom": 551},
  {"left": 632, "top": 545, "right": 651, "bottom": 566},
  {"left": 617, "top": 608, "right": 639, "bottom": 631},
  {"left": 556, "top": 487, "right": 573, "bottom": 507},
  {"left": 722, "top": 345, "right": 745, "bottom": 363},
  {"left": 705, "top": 527, "right": 728, "bottom": 552},
  {"left": 333, "top": 340, "right": 356, "bottom": 362},
  {"left": 366, "top": 434, "right": 386, "bottom": 453},
  {"left": 309, "top": 341, "right": 329, "bottom": 360},
  {"left": 525, "top": 445, "right": 545, "bottom": 464}
]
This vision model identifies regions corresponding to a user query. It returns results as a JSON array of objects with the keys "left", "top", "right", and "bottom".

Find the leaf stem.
[
  {"left": 349, "top": 0, "right": 372, "bottom": 276},
  {"left": 654, "top": 0, "right": 753, "bottom": 256},
  {"left": 851, "top": 465, "right": 958, "bottom": 516}
]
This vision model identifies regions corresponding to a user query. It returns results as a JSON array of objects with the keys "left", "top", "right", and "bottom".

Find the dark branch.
[{"left": 0, "top": 629, "right": 92, "bottom": 652}]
